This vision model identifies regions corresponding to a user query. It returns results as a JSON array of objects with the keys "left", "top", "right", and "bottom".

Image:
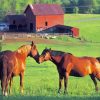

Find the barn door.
[{"left": 30, "top": 23, "right": 33, "bottom": 31}]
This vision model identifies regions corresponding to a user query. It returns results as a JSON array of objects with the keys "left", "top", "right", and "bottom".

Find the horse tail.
[{"left": 93, "top": 59, "right": 100, "bottom": 81}]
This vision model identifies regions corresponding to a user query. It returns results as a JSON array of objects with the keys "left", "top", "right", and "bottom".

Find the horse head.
[
  {"left": 28, "top": 41, "right": 39, "bottom": 63},
  {"left": 39, "top": 48, "right": 51, "bottom": 63},
  {"left": 17, "top": 41, "right": 39, "bottom": 63}
]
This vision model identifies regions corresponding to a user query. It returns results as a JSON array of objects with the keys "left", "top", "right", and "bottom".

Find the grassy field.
[
  {"left": 1, "top": 14, "right": 100, "bottom": 100},
  {"left": 64, "top": 14, "right": 100, "bottom": 42},
  {"left": 1, "top": 41, "right": 100, "bottom": 100}
]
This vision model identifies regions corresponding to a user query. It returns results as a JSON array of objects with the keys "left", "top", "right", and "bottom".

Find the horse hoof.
[
  {"left": 20, "top": 90, "right": 24, "bottom": 95},
  {"left": 64, "top": 91, "right": 68, "bottom": 95},
  {"left": 4, "top": 92, "right": 8, "bottom": 96},
  {"left": 2, "top": 91, "right": 5, "bottom": 96},
  {"left": 95, "top": 87, "right": 99, "bottom": 92},
  {"left": 58, "top": 90, "right": 61, "bottom": 94}
]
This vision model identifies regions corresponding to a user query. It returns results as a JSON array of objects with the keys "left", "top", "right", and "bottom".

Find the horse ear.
[
  {"left": 31, "top": 41, "right": 34, "bottom": 46},
  {"left": 45, "top": 47, "right": 47, "bottom": 49},
  {"left": 49, "top": 48, "right": 51, "bottom": 50}
]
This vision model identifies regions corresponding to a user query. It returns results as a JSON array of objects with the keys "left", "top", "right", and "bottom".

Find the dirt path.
[{"left": 4, "top": 37, "right": 67, "bottom": 45}]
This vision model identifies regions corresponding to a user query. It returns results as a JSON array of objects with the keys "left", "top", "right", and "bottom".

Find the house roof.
[{"left": 24, "top": 4, "right": 64, "bottom": 15}]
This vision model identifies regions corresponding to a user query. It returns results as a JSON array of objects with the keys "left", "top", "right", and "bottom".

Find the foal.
[
  {"left": 39, "top": 48, "right": 100, "bottom": 94},
  {"left": 0, "top": 41, "right": 39, "bottom": 96}
]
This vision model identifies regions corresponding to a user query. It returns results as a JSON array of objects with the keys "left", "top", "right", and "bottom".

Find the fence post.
[{"left": 0, "top": 35, "right": 3, "bottom": 51}]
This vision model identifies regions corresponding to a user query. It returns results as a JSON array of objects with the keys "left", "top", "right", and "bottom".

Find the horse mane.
[
  {"left": 17, "top": 45, "right": 30, "bottom": 54},
  {"left": 50, "top": 50, "right": 65, "bottom": 56},
  {"left": 43, "top": 49, "right": 72, "bottom": 56}
]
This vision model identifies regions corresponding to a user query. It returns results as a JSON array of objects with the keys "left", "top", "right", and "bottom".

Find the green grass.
[
  {"left": 64, "top": 14, "right": 100, "bottom": 42},
  {"left": 1, "top": 41, "right": 100, "bottom": 100},
  {"left": 2, "top": 95, "right": 100, "bottom": 100}
]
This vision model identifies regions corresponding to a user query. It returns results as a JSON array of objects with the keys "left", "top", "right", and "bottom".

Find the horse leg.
[
  {"left": 1, "top": 76, "right": 7, "bottom": 96},
  {"left": 1, "top": 80, "right": 3, "bottom": 94},
  {"left": 20, "top": 72, "right": 24, "bottom": 94},
  {"left": 90, "top": 74, "right": 98, "bottom": 91},
  {"left": 1, "top": 67, "right": 7, "bottom": 96},
  {"left": 58, "top": 75, "right": 63, "bottom": 94},
  {"left": 64, "top": 72, "right": 69, "bottom": 94},
  {"left": 4, "top": 73, "right": 12, "bottom": 96},
  {"left": 9, "top": 76, "right": 13, "bottom": 94},
  {"left": 94, "top": 72, "right": 100, "bottom": 91},
  {"left": 64, "top": 63, "right": 73, "bottom": 94}
]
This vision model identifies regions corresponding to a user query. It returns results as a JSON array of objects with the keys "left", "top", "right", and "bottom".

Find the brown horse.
[
  {"left": 39, "top": 48, "right": 100, "bottom": 94},
  {"left": 0, "top": 41, "right": 39, "bottom": 96}
]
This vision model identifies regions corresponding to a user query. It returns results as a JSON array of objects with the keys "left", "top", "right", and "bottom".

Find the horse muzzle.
[{"left": 39, "top": 58, "right": 44, "bottom": 63}]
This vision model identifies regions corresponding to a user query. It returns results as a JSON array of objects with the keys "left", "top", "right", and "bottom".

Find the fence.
[
  {"left": 0, "top": 32, "right": 73, "bottom": 41},
  {"left": 0, "top": 33, "right": 37, "bottom": 40}
]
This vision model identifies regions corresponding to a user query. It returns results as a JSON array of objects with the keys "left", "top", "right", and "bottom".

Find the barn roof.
[
  {"left": 5, "top": 15, "right": 26, "bottom": 20},
  {"left": 5, "top": 14, "right": 26, "bottom": 25},
  {"left": 24, "top": 4, "right": 64, "bottom": 15}
]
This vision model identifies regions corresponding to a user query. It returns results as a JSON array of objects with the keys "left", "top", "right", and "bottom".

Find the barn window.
[{"left": 45, "top": 21, "right": 48, "bottom": 26}]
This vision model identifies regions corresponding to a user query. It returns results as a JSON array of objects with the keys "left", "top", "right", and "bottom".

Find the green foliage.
[
  {"left": 78, "top": 0, "right": 93, "bottom": 13},
  {"left": 73, "top": 7, "right": 79, "bottom": 14},
  {"left": 92, "top": 0, "right": 100, "bottom": 13}
]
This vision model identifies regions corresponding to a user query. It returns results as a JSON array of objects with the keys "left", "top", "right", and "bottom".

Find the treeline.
[
  {"left": 62, "top": 0, "right": 100, "bottom": 13},
  {"left": 0, "top": 0, "right": 100, "bottom": 19}
]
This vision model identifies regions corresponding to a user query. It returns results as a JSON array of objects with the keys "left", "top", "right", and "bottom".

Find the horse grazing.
[
  {"left": 39, "top": 48, "right": 100, "bottom": 94},
  {"left": 0, "top": 41, "right": 39, "bottom": 96}
]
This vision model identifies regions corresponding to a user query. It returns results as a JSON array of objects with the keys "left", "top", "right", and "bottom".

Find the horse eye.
[{"left": 41, "top": 54, "right": 45, "bottom": 57}]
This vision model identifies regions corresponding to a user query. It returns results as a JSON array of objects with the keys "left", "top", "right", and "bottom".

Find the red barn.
[
  {"left": 24, "top": 4, "right": 64, "bottom": 32},
  {"left": 4, "top": 4, "right": 79, "bottom": 37}
]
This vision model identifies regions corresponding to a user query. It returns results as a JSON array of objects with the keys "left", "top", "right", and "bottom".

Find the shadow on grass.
[{"left": 0, "top": 95, "right": 100, "bottom": 100}]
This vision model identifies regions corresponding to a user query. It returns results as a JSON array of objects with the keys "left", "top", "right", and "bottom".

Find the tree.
[
  {"left": 78, "top": 0, "right": 96, "bottom": 13},
  {"left": 52, "top": 0, "right": 62, "bottom": 4},
  {"left": 73, "top": 7, "right": 79, "bottom": 13},
  {"left": 61, "top": 0, "right": 71, "bottom": 13},
  {"left": 69, "top": 0, "right": 79, "bottom": 13},
  {"left": 93, "top": 0, "right": 100, "bottom": 13}
]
